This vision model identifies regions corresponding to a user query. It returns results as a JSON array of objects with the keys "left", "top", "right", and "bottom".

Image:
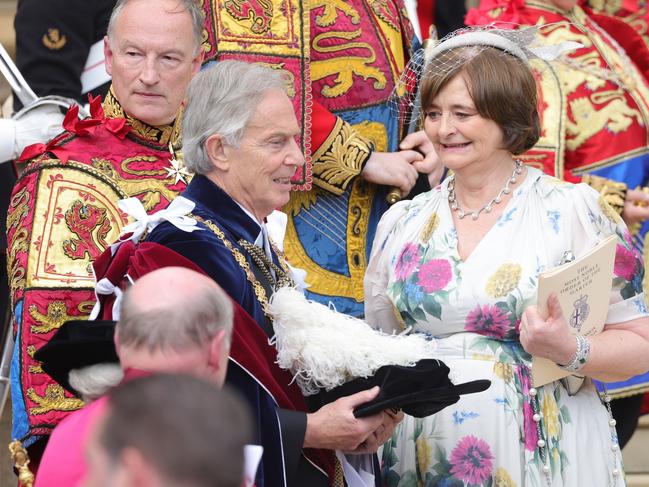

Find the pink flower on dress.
[
  {"left": 516, "top": 368, "right": 538, "bottom": 452},
  {"left": 394, "top": 243, "right": 421, "bottom": 280},
  {"left": 417, "top": 259, "right": 452, "bottom": 292},
  {"left": 614, "top": 244, "right": 638, "bottom": 281},
  {"left": 465, "top": 304, "right": 510, "bottom": 339},
  {"left": 449, "top": 435, "right": 494, "bottom": 484}
]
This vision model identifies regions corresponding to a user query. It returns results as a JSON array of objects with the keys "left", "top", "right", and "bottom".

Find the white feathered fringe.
[
  {"left": 68, "top": 363, "right": 124, "bottom": 402},
  {"left": 268, "top": 287, "right": 438, "bottom": 396}
]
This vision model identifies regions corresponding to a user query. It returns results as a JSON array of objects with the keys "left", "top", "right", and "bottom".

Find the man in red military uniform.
[{"left": 6, "top": 0, "right": 203, "bottom": 469}]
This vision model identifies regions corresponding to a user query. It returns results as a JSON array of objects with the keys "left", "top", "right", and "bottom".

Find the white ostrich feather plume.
[
  {"left": 268, "top": 287, "right": 438, "bottom": 396},
  {"left": 68, "top": 363, "right": 124, "bottom": 402}
]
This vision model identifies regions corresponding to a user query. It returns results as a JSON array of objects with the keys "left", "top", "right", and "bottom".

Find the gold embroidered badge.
[{"left": 42, "top": 28, "right": 67, "bottom": 50}]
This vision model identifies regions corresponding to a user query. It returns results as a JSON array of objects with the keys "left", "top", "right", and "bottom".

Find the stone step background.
[{"left": 626, "top": 416, "right": 649, "bottom": 486}]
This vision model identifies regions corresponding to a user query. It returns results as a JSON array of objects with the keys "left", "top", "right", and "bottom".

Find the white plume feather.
[{"left": 268, "top": 287, "right": 438, "bottom": 395}]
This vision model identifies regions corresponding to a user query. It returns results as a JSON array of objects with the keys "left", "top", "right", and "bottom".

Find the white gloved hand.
[{"left": 0, "top": 104, "right": 65, "bottom": 162}]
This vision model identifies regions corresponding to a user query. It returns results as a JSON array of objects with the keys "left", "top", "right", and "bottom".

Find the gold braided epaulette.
[
  {"left": 311, "top": 118, "right": 373, "bottom": 195},
  {"left": 582, "top": 174, "right": 627, "bottom": 215}
]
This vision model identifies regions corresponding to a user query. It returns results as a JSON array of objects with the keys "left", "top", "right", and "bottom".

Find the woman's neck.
[{"left": 452, "top": 156, "right": 519, "bottom": 211}]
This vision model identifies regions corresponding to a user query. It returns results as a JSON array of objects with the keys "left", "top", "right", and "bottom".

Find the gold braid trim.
[
  {"left": 190, "top": 214, "right": 293, "bottom": 318},
  {"left": 27, "top": 346, "right": 43, "bottom": 374},
  {"left": 102, "top": 86, "right": 181, "bottom": 146},
  {"left": 312, "top": 118, "right": 372, "bottom": 195},
  {"left": 120, "top": 156, "right": 167, "bottom": 177},
  {"left": 238, "top": 240, "right": 295, "bottom": 290},
  {"left": 582, "top": 174, "right": 627, "bottom": 215},
  {"left": 7, "top": 187, "right": 30, "bottom": 308},
  {"left": 9, "top": 441, "right": 34, "bottom": 487}
]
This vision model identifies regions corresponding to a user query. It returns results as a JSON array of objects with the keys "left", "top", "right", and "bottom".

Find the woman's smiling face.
[{"left": 424, "top": 74, "right": 508, "bottom": 174}]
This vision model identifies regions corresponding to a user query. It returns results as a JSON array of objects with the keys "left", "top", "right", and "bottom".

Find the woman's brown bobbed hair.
[{"left": 420, "top": 46, "right": 541, "bottom": 155}]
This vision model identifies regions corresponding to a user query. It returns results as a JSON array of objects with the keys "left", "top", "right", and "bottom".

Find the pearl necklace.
[{"left": 448, "top": 160, "right": 523, "bottom": 221}]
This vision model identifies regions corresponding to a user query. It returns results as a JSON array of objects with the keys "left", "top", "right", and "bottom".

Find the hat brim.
[
  {"left": 353, "top": 379, "right": 491, "bottom": 418},
  {"left": 319, "top": 359, "right": 491, "bottom": 419},
  {"left": 34, "top": 319, "right": 118, "bottom": 396}
]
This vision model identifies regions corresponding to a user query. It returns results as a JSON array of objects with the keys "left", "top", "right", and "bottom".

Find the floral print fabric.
[{"left": 365, "top": 168, "right": 648, "bottom": 486}]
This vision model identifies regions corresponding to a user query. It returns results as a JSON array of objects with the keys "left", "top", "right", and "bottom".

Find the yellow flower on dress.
[
  {"left": 552, "top": 447, "right": 560, "bottom": 467},
  {"left": 416, "top": 436, "right": 432, "bottom": 474},
  {"left": 485, "top": 263, "right": 522, "bottom": 298},
  {"left": 494, "top": 362, "right": 514, "bottom": 383},
  {"left": 471, "top": 353, "right": 494, "bottom": 361},
  {"left": 598, "top": 196, "right": 623, "bottom": 224},
  {"left": 542, "top": 392, "right": 561, "bottom": 439},
  {"left": 419, "top": 211, "right": 440, "bottom": 243},
  {"left": 494, "top": 467, "right": 517, "bottom": 487},
  {"left": 545, "top": 176, "right": 570, "bottom": 187}
]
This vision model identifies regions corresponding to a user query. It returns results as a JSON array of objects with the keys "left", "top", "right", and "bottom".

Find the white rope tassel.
[
  {"left": 118, "top": 195, "right": 199, "bottom": 243},
  {"left": 268, "top": 287, "right": 438, "bottom": 396},
  {"left": 88, "top": 277, "right": 122, "bottom": 320}
]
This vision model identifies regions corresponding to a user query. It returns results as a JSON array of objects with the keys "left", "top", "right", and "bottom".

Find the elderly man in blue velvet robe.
[{"left": 146, "top": 60, "right": 401, "bottom": 487}]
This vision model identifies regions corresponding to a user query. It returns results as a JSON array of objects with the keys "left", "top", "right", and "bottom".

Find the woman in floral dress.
[{"left": 365, "top": 29, "right": 649, "bottom": 486}]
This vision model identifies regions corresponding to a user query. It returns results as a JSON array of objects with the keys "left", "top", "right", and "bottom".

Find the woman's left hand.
[{"left": 520, "top": 293, "right": 576, "bottom": 365}]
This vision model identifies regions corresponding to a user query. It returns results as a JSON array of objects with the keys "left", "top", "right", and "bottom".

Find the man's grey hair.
[
  {"left": 117, "top": 278, "right": 233, "bottom": 352},
  {"left": 107, "top": 0, "right": 204, "bottom": 54},
  {"left": 182, "top": 60, "right": 288, "bottom": 175}
]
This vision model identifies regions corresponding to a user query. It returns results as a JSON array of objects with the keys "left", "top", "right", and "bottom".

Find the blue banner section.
[
  {"left": 591, "top": 153, "right": 649, "bottom": 190},
  {"left": 595, "top": 370, "right": 649, "bottom": 397},
  {"left": 10, "top": 300, "right": 32, "bottom": 444},
  {"left": 296, "top": 104, "right": 398, "bottom": 318},
  {"left": 592, "top": 152, "right": 649, "bottom": 241}
]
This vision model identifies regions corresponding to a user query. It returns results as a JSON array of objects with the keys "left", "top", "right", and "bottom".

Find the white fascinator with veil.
[{"left": 391, "top": 24, "right": 583, "bottom": 130}]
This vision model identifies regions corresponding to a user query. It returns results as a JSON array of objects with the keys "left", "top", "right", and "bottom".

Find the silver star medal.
[{"left": 165, "top": 157, "right": 190, "bottom": 185}]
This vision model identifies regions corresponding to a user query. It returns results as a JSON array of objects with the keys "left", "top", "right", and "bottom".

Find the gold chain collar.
[
  {"left": 102, "top": 87, "right": 182, "bottom": 146},
  {"left": 189, "top": 214, "right": 294, "bottom": 318}
]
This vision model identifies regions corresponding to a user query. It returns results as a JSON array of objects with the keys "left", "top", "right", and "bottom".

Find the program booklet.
[{"left": 532, "top": 234, "right": 617, "bottom": 388}]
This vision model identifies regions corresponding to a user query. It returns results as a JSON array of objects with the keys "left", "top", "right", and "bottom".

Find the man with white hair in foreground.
[{"left": 34, "top": 266, "right": 237, "bottom": 486}]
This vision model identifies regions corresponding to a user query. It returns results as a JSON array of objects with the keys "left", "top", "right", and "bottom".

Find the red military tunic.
[
  {"left": 468, "top": 1, "right": 649, "bottom": 186},
  {"left": 586, "top": 0, "right": 649, "bottom": 54},
  {"left": 6, "top": 89, "right": 188, "bottom": 447}
]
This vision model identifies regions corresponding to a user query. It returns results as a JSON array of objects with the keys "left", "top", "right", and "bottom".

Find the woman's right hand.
[{"left": 520, "top": 293, "right": 576, "bottom": 365}]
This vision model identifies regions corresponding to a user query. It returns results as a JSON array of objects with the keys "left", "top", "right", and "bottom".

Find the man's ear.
[
  {"left": 114, "top": 328, "right": 122, "bottom": 359},
  {"left": 120, "top": 447, "right": 159, "bottom": 487},
  {"left": 207, "top": 329, "right": 227, "bottom": 371},
  {"left": 103, "top": 36, "right": 113, "bottom": 77},
  {"left": 204, "top": 134, "right": 230, "bottom": 171},
  {"left": 190, "top": 50, "right": 204, "bottom": 76}
]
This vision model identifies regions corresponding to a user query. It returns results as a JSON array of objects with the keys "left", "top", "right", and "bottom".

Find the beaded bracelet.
[{"left": 558, "top": 334, "right": 590, "bottom": 373}]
